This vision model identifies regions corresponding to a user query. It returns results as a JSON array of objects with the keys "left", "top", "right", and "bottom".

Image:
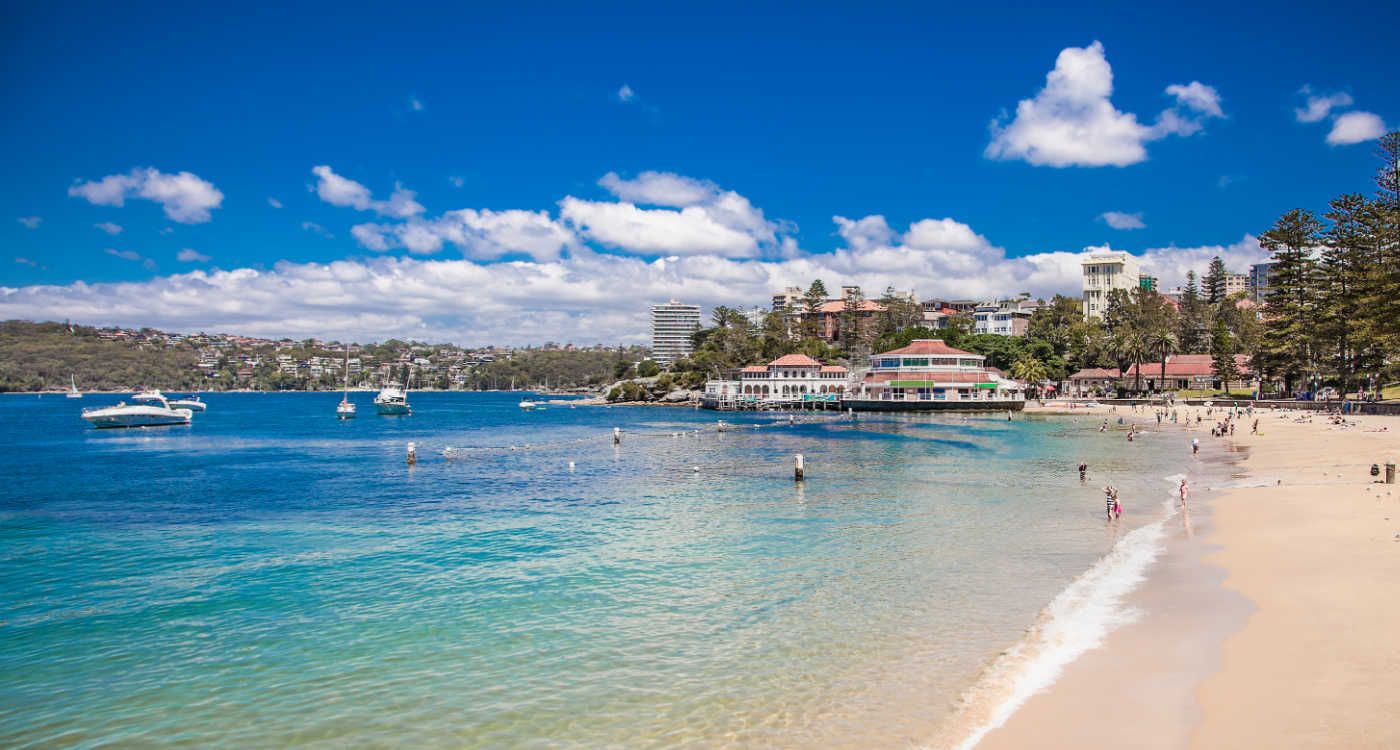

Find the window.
[
  {"left": 902, "top": 358, "right": 929, "bottom": 367},
  {"left": 877, "top": 358, "right": 900, "bottom": 369}
]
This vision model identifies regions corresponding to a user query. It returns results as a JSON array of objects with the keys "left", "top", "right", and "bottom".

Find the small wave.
[{"left": 944, "top": 511, "right": 1172, "bottom": 750}]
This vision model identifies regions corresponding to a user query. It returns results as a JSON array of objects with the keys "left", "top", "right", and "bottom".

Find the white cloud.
[
  {"left": 95, "top": 221, "right": 123, "bottom": 235},
  {"left": 105, "top": 248, "right": 158, "bottom": 271},
  {"left": 177, "top": 248, "right": 210, "bottom": 263},
  {"left": 311, "top": 165, "right": 425, "bottom": 218},
  {"left": 410, "top": 97, "right": 424, "bottom": 112},
  {"left": 301, "top": 221, "right": 333, "bottom": 239},
  {"left": 559, "top": 171, "right": 781, "bottom": 257},
  {"left": 2, "top": 213, "right": 1268, "bottom": 345},
  {"left": 69, "top": 167, "right": 224, "bottom": 223},
  {"left": 268, "top": 197, "right": 284, "bottom": 209},
  {"left": 1294, "top": 87, "right": 1353, "bottom": 123},
  {"left": 17, "top": 216, "right": 41, "bottom": 229},
  {"left": 1099, "top": 211, "right": 1146, "bottom": 230},
  {"left": 351, "top": 209, "right": 577, "bottom": 261},
  {"left": 1327, "top": 111, "right": 1387, "bottom": 145},
  {"left": 986, "top": 41, "right": 1222, "bottom": 167},
  {"left": 15, "top": 257, "right": 39, "bottom": 267},
  {"left": 617, "top": 84, "right": 635, "bottom": 102},
  {"left": 1166, "top": 81, "right": 1223, "bottom": 118},
  {"left": 448, "top": 176, "right": 465, "bottom": 188}
]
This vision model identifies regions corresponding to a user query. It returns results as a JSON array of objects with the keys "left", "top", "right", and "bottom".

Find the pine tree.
[
  {"left": 1210, "top": 319, "right": 1238, "bottom": 392},
  {"left": 1319, "top": 194, "right": 1373, "bottom": 395},
  {"left": 1178, "top": 270, "right": 1207, "bottom": 353},
  {"left": 801, "top": 279, "right": 829, "bottom": 340},
  {"left": 1256, "top": 209, "right": 1323, "bottom": 393},
  {"left": 1203, "top": 256, "right": 1228, "bottom": 305},
  {"left": 840, "top": 286, "right": 866, "bottom": 353},
  {"left": 1366, "top": 132, "right": 1400, "bottom": 365}
]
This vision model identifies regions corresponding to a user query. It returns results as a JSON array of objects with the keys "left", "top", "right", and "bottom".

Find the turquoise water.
[{"left": 0, "top": 393, "right": 1204, "bottom": 748}]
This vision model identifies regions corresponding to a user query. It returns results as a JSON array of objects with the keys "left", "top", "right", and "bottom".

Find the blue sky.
[{"left": 2, "top": 1, "right": 1396, "bottom": 344}]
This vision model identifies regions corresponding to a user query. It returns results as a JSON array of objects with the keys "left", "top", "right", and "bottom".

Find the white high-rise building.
[
  {"left": 1081, "top": 251, "right": 1142, "bottom": 320},
  {"left": 650, "top": 300, "right": 701, "bottom": 365}
]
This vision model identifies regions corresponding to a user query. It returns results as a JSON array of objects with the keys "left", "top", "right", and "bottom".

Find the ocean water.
[{"left": 0, "top": 393, "right": 1216, "bottom": 748}]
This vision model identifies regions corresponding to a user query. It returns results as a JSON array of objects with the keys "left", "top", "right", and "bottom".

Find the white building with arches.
[{"left": 703, "top": 354, "right": 849, "bottom": 408}]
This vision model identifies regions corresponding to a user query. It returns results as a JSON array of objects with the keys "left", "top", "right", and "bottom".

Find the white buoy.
[
  {"left": 794, "top": 453, "right": 805, "bottom": 482},
  {"left": 613, "top": 427, "right": 621, "bottom": 445},
  {"left": 568, "top": 461, "right": 576, "bottom": 471}
]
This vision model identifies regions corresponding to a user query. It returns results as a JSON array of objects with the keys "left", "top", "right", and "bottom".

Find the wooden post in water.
[
  {"left": 794, "top": 453, "right": 805, "bottom": 482},
  {"left": 613, "top": 427, "right": 621, "bottom": 445},
  {"left": 406, "top": 442, "right": 417, "bottom": 465}
]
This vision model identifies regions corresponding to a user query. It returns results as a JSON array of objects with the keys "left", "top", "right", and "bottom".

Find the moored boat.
[
  {"left": 81, "top": 397, "right": 193, "bottom": 428},
  {"left": 168, "top": 395, "right": 207, "bottom": 411},
  {"left": 374, "top": 383, "right": 411, "bottom": 415},
  {"left": 66, "top": 375, "right": 83, "bottom": 399},
  {"left": 336, "top": 344, "right": 357, "bottom": 418}
]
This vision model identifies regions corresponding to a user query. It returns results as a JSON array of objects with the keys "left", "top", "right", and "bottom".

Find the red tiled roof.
[
  {"left": 875, "top": 339, "right": 977, "bottom": 357},
  {"left": 819, "top": 365, "right": 848, "bottom": 373},
  {"left": 740, "top": 365, "right": 767, "bottom": 373},
  {"left": 1123, "top": 354, "right": 1251, "bottom": 378},
  {"left": 816, "top": 299, "right": 884, "bottom": 313},
  {"left": 864, "top": 371, "right": 993, "bottom": 383},
  {"left": 1069, "top": 367, "right": 1120, "bottom": 380},
  {"left": 768, "top": 354, "right": 822, "bottom": 367}
]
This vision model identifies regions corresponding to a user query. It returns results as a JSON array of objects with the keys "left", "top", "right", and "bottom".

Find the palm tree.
[
  {"left": 1114, "top": 330, "right": 1148, "bottom": 394},
  {"left": 1011, "top": 355, "right": 1049, "bottom": 397},
  {"left": 1146, "top": 329, "right": 1177, "bottom": 394}
]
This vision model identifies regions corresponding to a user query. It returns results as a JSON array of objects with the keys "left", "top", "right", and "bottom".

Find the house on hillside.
[{"left": 1121, "top": 354, "right": 1254, "bottom": 393}]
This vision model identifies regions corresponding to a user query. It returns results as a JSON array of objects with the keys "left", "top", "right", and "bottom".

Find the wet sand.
[{"left": 973, "top": 405, "right": 1400, "bottom": 749}]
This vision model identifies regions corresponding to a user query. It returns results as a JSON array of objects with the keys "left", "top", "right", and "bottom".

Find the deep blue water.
[{"left": 0, "top": 392, "right": 1201, "bottom": 748}]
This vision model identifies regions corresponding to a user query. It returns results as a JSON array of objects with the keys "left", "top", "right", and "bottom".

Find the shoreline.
[{"left": 970, "top": 406, "right": 1400, "bottom": 749}]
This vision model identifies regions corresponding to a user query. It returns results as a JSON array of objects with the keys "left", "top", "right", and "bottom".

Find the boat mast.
[{"left": 343, "top": 345, "right": 351, "bottom": 399}]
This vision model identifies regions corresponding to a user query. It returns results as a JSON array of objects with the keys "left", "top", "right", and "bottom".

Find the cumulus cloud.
[
  {"left": 105, "top": 248, "right": 157, "bottom": 271},
  {"left": 69, "top": 168, "right": 224, "bottom": 223},
  {"left": 1165, "top": 81, "right": 1223, "bottom": 118},
  {"left": 1295, "top": 88, "right": 1353, "bottom": 123},
  {"left": 986, "top": 41, "right": 1222, "bottom": 167},
  {"left": 177, "top": 248, "right": 210, "bottom": 263},
  {"left": 17, "top": 216, "right": 41, "bottom": 229},
  {"left": 617, "top": 84, "right": 635, "bottom": 102},
  {"left": 351, "top": 209, "right": 577, "bottom": 261},
  {"left": 95, "top": 221, "right": 123, "bottom": 235},
  {"left": 311, "top": 165, "right": 424, "bottom": 218},
  {"left": 1327, "top": 111, "right": 1387, "bottom": 145},
  {"left": 558, "top": 171, "right": 781, "bottom": 257},
  {"left": 1, "top": 213, "right": 1264, "bottom": 345},
  {"left": 1099, "top": 211, "right": 1145, "bottom": 230}
]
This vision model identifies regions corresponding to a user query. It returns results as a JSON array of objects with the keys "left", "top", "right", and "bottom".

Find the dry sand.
[{"left": 974, "top": 404, "right": 1400, "bottom": 749}]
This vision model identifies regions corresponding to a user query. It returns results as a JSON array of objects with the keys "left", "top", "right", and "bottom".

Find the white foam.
[{"left": 947, "top": 505, "right": 1175, "bottom": 750}]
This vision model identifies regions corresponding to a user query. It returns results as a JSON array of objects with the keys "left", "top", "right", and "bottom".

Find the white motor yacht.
[
  {"left": 131, "top": 389, "right": 166, "bottom": 402},
  {"left": 168, "top": 395, "right": 207, "bottom": 412},
  {"left": 518, "top": 398, "right": 539, "bottom": 410},
  {"left": 82, "top": 397, "right": 193, "bottom": 428},
  {"left": 374, "top": 384, "right": 411, "bottom": 415}
]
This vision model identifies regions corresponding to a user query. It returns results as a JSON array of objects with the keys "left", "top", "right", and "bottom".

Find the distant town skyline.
[{"left": 2, "top": 3, "right": 1395, "bottom": 345}]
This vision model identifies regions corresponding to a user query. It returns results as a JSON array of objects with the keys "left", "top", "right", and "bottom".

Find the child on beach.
[
  {"left": 1105, "top": 486, "right": 1116, "bottom": 521},
  {"left": 1192, "top": 438, "right": 1200, "bottom": 455},
  {"left": 1079, "top": 462, "right": 1088, "bottom": 481},
  {"left": 1179, "top": 479, "right": 1189, "bottom": 506}
]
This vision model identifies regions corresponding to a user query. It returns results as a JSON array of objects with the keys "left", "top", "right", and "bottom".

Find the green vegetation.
[
  {"left": 0, "top": 321, "right": 202, "bottom": 392},
  {"left": 0, "top": 320, "right": 647, "bottom": 393},
  {"left": 1254, "top": 132, "right": 1400, "bottom": 397}
]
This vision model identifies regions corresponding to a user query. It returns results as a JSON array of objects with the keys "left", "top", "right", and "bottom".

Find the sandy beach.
[{"left": 975, "top": 403, "right": 1400, "bottom": 749}]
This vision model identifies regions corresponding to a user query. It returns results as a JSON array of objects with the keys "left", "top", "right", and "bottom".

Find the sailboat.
[
  {"left": 374, "top": 364, "right": 412, "bottom": 415},
  {"left": 66, "top": 374, "right": 83, "bottom": 399},
  {"left": 336, "top": 345, "right": 357, "bottom": 418}
]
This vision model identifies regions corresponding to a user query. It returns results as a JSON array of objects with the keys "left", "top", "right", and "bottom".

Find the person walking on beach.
[
  {"left": 1252, "top": 418, "right": 1258, "bottom": 435},
  {"left": 1192, "top": 437, "right": 1200, "bottom": 455},
  {"left": 1179, "top": 479, "right": 1189, "bottom": 507},
  {"left": 1079, "top": 462, "right": 1088, "bottom": 481},
  {"left": 1105, "top": 486, "right": 1116, "bottom": 521},
  {"left": 1113, "top": 489, "right": 1122, "bottom": 519}
]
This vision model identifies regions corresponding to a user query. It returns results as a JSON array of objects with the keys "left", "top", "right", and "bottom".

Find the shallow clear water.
[{"left": 0, "top": 393, "right": 1204, "bottom": 748}]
